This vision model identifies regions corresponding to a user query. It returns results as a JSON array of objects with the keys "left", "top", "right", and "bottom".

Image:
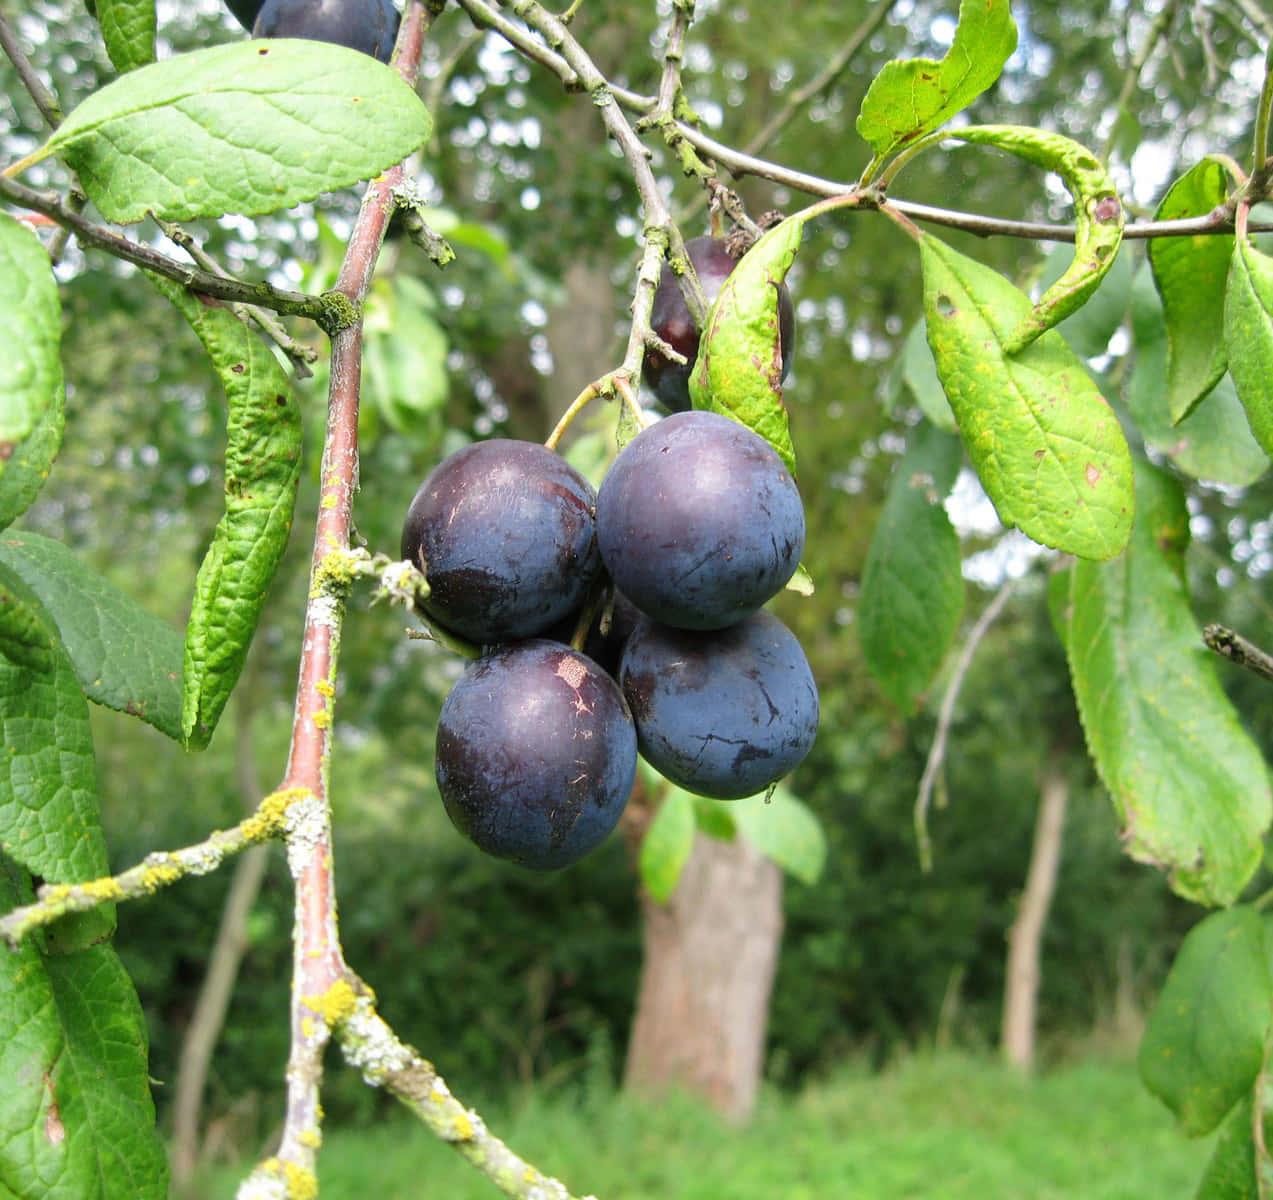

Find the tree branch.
[
  {"left": 234, "top": 6, "right": 434, "bottom": 1195},
  {"left": 915, "top": 579, "right": 1017, "bottom": 872},
  {"left": 1203, "top": 623, "right": 1273, "bottom": 685},
  {"left": 0, "top": 175, "right": 342, "bottom": 328},
  {"left": 337, "top": 976, "right": 599, "bottom": 1199},
  {"left": 0, "top": 8, "right": 62, "bottom": 128},
  {"left": 0, "top": 787, "right": 308, "bottom": 948}
]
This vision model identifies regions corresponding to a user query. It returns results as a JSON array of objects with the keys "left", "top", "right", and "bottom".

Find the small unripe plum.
[
  {"left": 253, "top": 0, "right": 400, "bottom": 62},
  {"left": 436, "top": 641, "right": 637, "bottom": 869},
  {"left": 643, "top": 235, "right": 795, "bottom": 412},
  {"left": 596, "top": 410, "right": 804, "bottom": 630},
  {"left": 619, "top": 611, "right": 818, "bottom": 800},
  {"left": 401, "top": 439, "right": 601, "bottom": 644}
]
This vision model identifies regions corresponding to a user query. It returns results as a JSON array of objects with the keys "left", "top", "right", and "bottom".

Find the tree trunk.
[
  {"left": 170, "top": 693, "right": 271, "bottom": 1188},
  {"left": 1000, "top": 758, "right": 1069, "bottom": 1071},
  {"left": 624, "top": 832, "right": 783, "bottom": 1123}
]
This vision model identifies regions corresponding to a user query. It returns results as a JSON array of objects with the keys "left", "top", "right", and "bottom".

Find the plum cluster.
[{"left": 401, "top": 411, "right": 818, "bottom": 871}]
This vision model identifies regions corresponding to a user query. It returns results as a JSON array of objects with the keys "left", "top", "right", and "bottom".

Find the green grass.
[{"left": 189, "top": 1052, "right": 1212, "bottom": 1199}]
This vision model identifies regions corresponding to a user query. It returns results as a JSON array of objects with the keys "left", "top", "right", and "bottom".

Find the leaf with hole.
[
  {"left": 920, "top": 233, "right": 1133, "bottom": 560},
  {"left": 949, "top": 126, "right": 1124, "bottom": 351}
]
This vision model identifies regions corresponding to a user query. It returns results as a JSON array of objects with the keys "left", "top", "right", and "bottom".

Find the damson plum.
[
  {"left": 643, "top": 235, "right": 795, "bottom": 412},
  {"left": 619, "top": 611, "right": 818, "bottom": 800},
  {"left": 401, "top": 439, "right": 601, "bottom": 644},
  {"left": 435, "top": 641, "right": 637, "bottom": 869},
  {"left": 253, "top": 0, "right": 400, "bottom": 62},
  {"left": 595, "top": 410, "right": 804, "bottom": 630}
]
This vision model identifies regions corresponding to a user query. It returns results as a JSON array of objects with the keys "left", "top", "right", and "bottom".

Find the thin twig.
[
  {"left": 0, "top": 9, "right": 62, "bottom": 128},
  {"left": 337, "top": 978, "right": 599, "bottom": 1200},
  {"left": 1100, "top": 0, "right": 1178, "bottom": 163},
  {"left": 915, "top": 579, "right": 1017, "bottom": 872},
  {"left": 155, "top": 218, "right": 318, "bottom": 378},
  {"left": 0, "top": 175, "right": 341, "bottom": 328},
  {"left": 0, "top": 787, "right": 309, "bottom": 948},
  {"left": 1203, "top": 623, "right": 1273, "bottom": 685}
]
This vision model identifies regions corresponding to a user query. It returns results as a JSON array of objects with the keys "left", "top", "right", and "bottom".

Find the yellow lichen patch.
[
  {"left": 241, "top": 787, "right": 313, "bottom": 842},
  {"left": 311, "top": 708, "right": 332, "bottom": 730},
  {"left": 316, "top": 679, "right": 335, "bottom": 699},
  {"left": 75, "top": 878, "right": 125, "bottom": 903},
  {"left": 307, "top": 978, "right": 358, "bottom": 1028},
  {"left": 299, "top": 1127, "right": 322, "bottom": 1150},
  {"left": 140, "top": 863, "right": 182, "bottom": 892},
  {"left": 259, "top": 1156, "right": 318, "bottom": 1200},
  {"left": 451, "top": 1110, "right": 474, "bottom": 1142}
]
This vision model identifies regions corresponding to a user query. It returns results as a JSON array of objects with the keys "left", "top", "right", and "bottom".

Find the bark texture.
[
  {"left": 624, "top": 832, "right": 783, "bottom": 1122},
  {"left": 1000, "top": 760, "right": 1069, "bottom": 1070}
]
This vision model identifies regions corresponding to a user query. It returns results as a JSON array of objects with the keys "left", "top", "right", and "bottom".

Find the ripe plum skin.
[
  {"left": 595, "top": 410, "right": 804, "bottom": 630},
  {"left": 253, "top": 0, "right": 400, "bottom": 61},
  {"left": 435, "top": 641, "right": 637, "bottom": 869},
  {"left": 643, "top": 235, "right": 796, "bottom": 412},
  {"left": 619, "top": 611, "right": 818, "bottom": 800},
  {"left": 401, "top": 439, "right": 601, "bottom": 644}
]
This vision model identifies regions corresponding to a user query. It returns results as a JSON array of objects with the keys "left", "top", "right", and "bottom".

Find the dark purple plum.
[
  {"left": 401, "top": 439, "right": 601, "bottom": 644},
  {"left": 643, "top": 235, "right": 795, "bottom": 412},
  {"left": 596, "top": 410, "right": 804, "bottom": 630},
  {"left": 619, "top": 611, "right": 818, "bottom": 800},
  {"left": 436, "top": 641, "right": 637, "bottom": 869},
  {"left": 543, "top": 590, "right": 642, "bottom": 678},
  {"left": 253, "top": 0, "right": 400, "bottom": 61}
]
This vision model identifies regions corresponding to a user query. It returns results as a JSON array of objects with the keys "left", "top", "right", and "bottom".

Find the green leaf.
[
  {"left": 856, "top": 0, "right": 1017, "bottom": 159},
  {"left": 0, "top": 564, "right": 112, "bottom": 949},
  {"left": 920, "top": 233, "right": 1134, "bottom": 560},
  {"left": 1148, "top": 159, "right": 1234, "bottom": 422},
  {"left": 94, "top": 0, "right": 156, "bottom": 72},
  {"left": 859, "top": 424, "right": 964, "bottom": 712},
  {"left": 1042, "top": 229, "right": 1136, "bottom": 359},
  {"left": 27, "top": 41, "right": 432, "bottom": 222},
  {"left": 894, "top": 320, "right": 957, "bottom": 431},
  {"left": 1060, "top": 460, "right": 1272, "bottom": 906},
  {"left": 948, "top": 126, "right": 1124, "bottom": 351},
  {"left": 1224, "top": 222, "right": 1273, "bottom": 458},
  {"left": 148, "top": 279, "right": 302, "bottom": 750},
  {"left": 1130, "top": 266, "right": 1268, "bottom": 488},
  {"left": 0, "top": 860, "right": 167, "bottom": 1200},
  {"left": 1139, "top": 907, "right": 1273, "bottom": 1137},
  {"left": 731, "top": 785, "right": 826, "bottom": 885},
  {"left": 639, "top": 786, "right": 695, "bottom": 903},
  {"left": 0, "top": 532, "right": 183, "bottom": 740},
  {"left": 692, "top": 797, "right": 738, "bottom": 841},
  {"left": 0, "top": 380, "right": 65, "bottom": 535},
  {"left": 690, "top": 216, "right": 801, "bottom": 476},
  {"left": 1193, "top": 1096, "right": 1259, "bottom": 1200},
  {"left": 0, "top": 214, "right": 63, "bottom": 489}
]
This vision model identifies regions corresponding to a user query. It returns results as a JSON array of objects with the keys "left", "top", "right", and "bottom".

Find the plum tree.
[
  {"left": 252, "top": 0, "right": 400, "bottom": 62},
  {"left": 643, "top": 235, "right": 795, "bottom": 412},
  {"left": 401, "top": 439, "right": 602, "bottom": 644},
  {"left": 595, "top": 410, "right": 805, "bottom": 630},
  {"left": 618, "top": 610, "right": 818, "bottom": 800},
  {"left": 435, "top": 640, "right": 638, "bottom": 869}
]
